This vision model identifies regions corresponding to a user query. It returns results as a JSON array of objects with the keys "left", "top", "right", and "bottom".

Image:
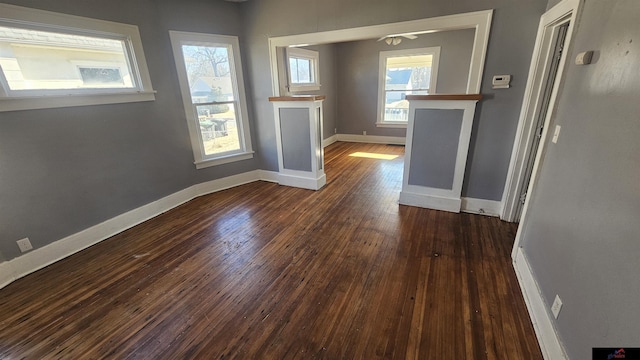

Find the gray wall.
[
  {"left": 546, "top": 0, "right": 562, "bottom": 10},
  {"left": 0, "top": 0, "right": 259, "bottom": 261},
  {"left": 336, "top": 29, "right": 474, "bottom": 137},
  {"left": 521, "top": 0, "right": 640, "bottom": 358},
  {"left": 243, "top": 0, "right": 547, "bottom": 201}
]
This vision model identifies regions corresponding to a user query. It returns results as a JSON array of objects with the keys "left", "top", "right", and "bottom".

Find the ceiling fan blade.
[
  {"left": 377, "top": 36, "right": 387, "bottom": 42},
  {"left": 402, "top": 34, "right": 418, "bottom": 40}
]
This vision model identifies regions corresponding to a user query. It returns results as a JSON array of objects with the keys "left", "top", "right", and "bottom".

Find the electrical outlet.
[
  {"left": 552, "top": 125, "right": 561, "bottom": 143},
  {"left": 551, "top": 294, "right": 563, "bottom": 319},
  {"left": 17, "top": 238, "right": 33, "bottom": 253},
  {"left": 363, "top": 130, "right": 367, "bottom": 136},
  {"left": 334, "top": 128, "right": 337, "bottom": 134}
]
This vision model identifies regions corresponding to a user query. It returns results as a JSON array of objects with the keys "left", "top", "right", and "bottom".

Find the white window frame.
[
  {"left": 169, "top": 31, "right": 254, "bottom": 169},
  {"left": 0, "top": 3, "right": 155, "bottom": 112},
  {"left": 376, "top": 47, "right": 440, "bottom": 128},
  {"left": 286, "top": 47, "right": 320, "bottom": 92}
]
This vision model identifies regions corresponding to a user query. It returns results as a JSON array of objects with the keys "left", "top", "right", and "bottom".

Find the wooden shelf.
[
  {"left": 405, "top": 94, "right": 483, "bottom": 101},
  {"left": 269, "top": 95, "right": 326, "bottom": 102}
]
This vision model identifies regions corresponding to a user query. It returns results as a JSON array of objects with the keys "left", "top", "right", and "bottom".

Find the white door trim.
[
  {"left": 513, "top": 248, "right": 569, "bottom": 359},
  {"left": 501, "top": 0, "right": 582, "bottom": 223}
]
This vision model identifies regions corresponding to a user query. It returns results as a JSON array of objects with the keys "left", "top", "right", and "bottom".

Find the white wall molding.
[
  {"left": 0, "top": 261, "right": 14, "bottom": 289},
  {"left": 513, "top": 248, "right": 568, "bottom": 359},
  {"left": 323, "top": 134, "right": 338, "bottom": 148},
  {"left": 268, "top": 10, "right": 493, "bottom": 96},
  {"left": 461, "top": 197, "right": 502, "bottom": 217},
  {"left": 278, "top": 172, "right": 327, "bottom": 190},
  {"left": 258, "top": 170, "right": 280, "bottom": 183},
  {"left": 0, "top": 170, "right": 286, "bottom": 289},
  {"left": 399, "top": 191, "right": 461, "bottom": 213},
  {"left": 336, "top": 134, "right": 405, "bottom": 145},
  {"left": 193, "top": 170, "right": 262, "bottom": 196},
  {"left": 399, "top": 99, "right": 479, "bottom": 213}
]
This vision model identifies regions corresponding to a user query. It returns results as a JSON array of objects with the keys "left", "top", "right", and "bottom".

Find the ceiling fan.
[{"left": 377, "top": 33, "right": 418, "bottom": 46}]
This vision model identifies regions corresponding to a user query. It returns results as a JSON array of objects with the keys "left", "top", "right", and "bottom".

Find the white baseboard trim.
[
  {"left": 399, "top": 191, "right": 461, "bottom": 213},
  {"left": 0, "top": 185, "right": 196, "bottom": 290},
  {"left": 336, "top": 134, "right": 405, "bottom": 145},
  {"left": 278, "top": 173, "right": 326, "bottom": 190},
  {"left": 513, "top": 248, "right": 568, "bottom": 360},
  {"left": 258, "top": 170, "right": 280, "bottom": 183},
  {"left": 0, "top": 261, "right": 14, "bottom": 289},
  {"left": 193, "top": 170, "right": 262, "bottom": 196},
  {"left": 323, "top": 134, "right": 338, "bottom": 148},
  {"left": 0, "top": 170, "right": 285, "bottom": 290},
  {"left": 461, "top": 197, "right": 502, "bottom": 217}
]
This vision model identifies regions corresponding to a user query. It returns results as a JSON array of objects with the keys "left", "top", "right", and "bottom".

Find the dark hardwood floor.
[{"left": 0, "top": 142, "right": 542, "bottom": 359}]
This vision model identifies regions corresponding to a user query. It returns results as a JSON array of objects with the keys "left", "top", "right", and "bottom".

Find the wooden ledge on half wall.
[
  {"left": 268, "top": 95, "right": 326, "bottom": 102},
  {"left": 405, "top": 94, "right": 483, "bottom": 101}
]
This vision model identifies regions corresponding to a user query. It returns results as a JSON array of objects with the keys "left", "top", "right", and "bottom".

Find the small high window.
[
  {"left": 286, "top": 47, "right": 320, "bottom": 92},
  {"left": 0, "top": 3, "right": 155, "bottom": 112},
  {"left": 376, "top": 47, "right": 440, "bottom": 127}
]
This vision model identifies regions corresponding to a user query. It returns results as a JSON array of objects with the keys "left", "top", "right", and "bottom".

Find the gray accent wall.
[
  {"left": 0, "top": 0, "right": 258, "bottom": 261},
  {"left": 521, "top": 0, "right": 640, "bottom": 358},
  {"left": 408, "top": 109, "right": 463, "bottom": 190},
  {"left": 243, "top": 0, "right": 547, "bottom": 201},
  {"left": 336, "top": 29, "right": 474, "bottom": 138}
]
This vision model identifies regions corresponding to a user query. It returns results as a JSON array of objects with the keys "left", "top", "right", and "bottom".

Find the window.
[
  {"left": 169, "top": 31, "right": 253, "bottom": 169},
  {"left": 286, "top": 47, "right": 320, "bottom": 92},
  {"left": 376, "top": 47, "right": 440, "bottom": 127},
  {"left": 78, "top": 67, "right": 125, "bottom": 86},
  {"left": 0, "top": 3, "right": 155, "bottom": 112}
]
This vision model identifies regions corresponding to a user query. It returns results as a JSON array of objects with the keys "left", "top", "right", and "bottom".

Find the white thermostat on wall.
[{"left": 492, "top": 75, "right": 511, "bottom": 89}]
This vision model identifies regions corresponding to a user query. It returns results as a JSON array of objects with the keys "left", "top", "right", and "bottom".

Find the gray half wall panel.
[
  {"left": 408, "top": 109, "right": 463, "bottom": 190},
  {"left": 279, "top": 108, "right": 312, "bottom": 172}
]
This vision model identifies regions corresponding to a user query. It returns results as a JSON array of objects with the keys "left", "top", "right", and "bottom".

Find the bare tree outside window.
[
  {"left": 182, "top": 45, "right": 230, "bottom": 83},
  {"left": 180, "top": 44, "right": 240, "bottom": 155}
]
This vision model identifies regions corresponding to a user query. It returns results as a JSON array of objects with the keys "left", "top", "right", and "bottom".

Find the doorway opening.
[{"left": 501, "top": 1, "right": 580, "bottom": 225}]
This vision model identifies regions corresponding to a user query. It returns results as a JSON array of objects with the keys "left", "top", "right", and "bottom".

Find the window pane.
[
  {"left": 289, "top": 57, "right": 299, "bottom": 83},
  {"left": 181, "top": 45, "right": 234, "bottom": 104},
  {"left": 384, "top": 92, "right": 409, "bottom": 122},
  {"left": 290, "top": 57, "right": 312, "bottom": 84},
  {"left": 383, "top": 54, "right": 433, "bottom": 122},
  {"left": 196, "top": 103, "right": 241, "bottom": 155},
  {"left": 0, "top": 25, "right": 134, "bottom": 90},
  {"left": 78, "top": 67, "right": 124, "bottom": 85},
  {"left": 385, "top": 54, "right": 432, "bottom": 92}
]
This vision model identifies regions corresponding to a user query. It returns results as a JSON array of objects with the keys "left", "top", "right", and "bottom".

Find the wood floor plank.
[{"left": 0, "top": 142, "right": 542, "bottom": 359}]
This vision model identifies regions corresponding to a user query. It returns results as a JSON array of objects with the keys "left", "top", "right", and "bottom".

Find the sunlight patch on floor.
[{"left": 349, "top": 152, "right": 399, "bottom": 160}]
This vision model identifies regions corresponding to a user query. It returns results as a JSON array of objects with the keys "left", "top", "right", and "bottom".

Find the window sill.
[
  {"left": 289, "top": 84, "right": 321, "bottom": 92},
  {"left": 0, "top": 91, "right": 156, "bottom": 112},
  {"left": 195, "top": 151, "right": 255, "bottom": 169},
  {"left": 376, "top": 122, "right": 408, "bottom": 129}
]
